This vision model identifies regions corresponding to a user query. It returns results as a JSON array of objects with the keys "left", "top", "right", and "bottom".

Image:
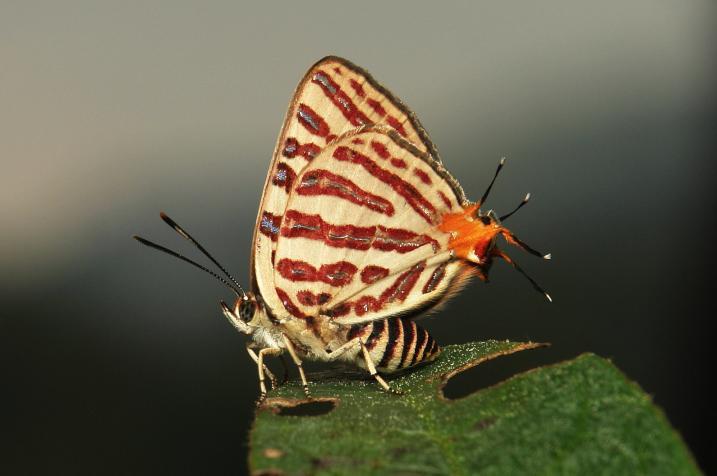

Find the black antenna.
[
  {"left": 495, "top": 250, "right": 552, "bottom": 302},
  {"left": 500, "top": 193, "right": 530, "bottom": 221},
  {"left": 503, "top": 230, "right": 552, "bottom": 260},
  {"left": 479, "top": 157, "right": 506, "bottom": 207},
  {"left": 133, "top": 235, "right": 243, "bottom": 297},
  {"left": 159, "top": 212, "right": 246, "bottom": 298}
]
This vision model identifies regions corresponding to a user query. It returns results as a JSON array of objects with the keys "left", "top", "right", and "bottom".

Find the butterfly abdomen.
[{"left": 347, "top": 318, "right": 440, "bottom": 374}]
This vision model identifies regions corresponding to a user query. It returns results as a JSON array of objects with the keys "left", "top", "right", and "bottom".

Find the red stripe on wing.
[
  {"left": 296, "top": 169, "right": 395, "bottom": 216},
  {"left": 271, "top": 162, "right": 296, "bottom": 192},
  {"left": 312, "top": 70, "right": 370, "bottom": 127},
  {"left": 365, "top": 99, "right": 407, "bottom": 137},
  {"left": 297, "top": 103, "right": 330, "bottom": 137},
  {"left": 386, "top": 116, "right": 408, "bottom": 137},
  {"left": 422, "top": 262, "right": 448, "bottom": 294},
  {"left": 438, "top": 191, "right": 453, "bottom": 209},
  {"left": 391, "top": 157, "right": 407, "bottom": 169},
  {"left": 276, "top": 258, "right": 357, "bottom": 287},
  {"left": 259, "top": 211, "right": 282, "bottom": 241},
  {"left": 282, "top": 137, "right": 322, "bottom": 161},
  {"left": 333, "top": 146, "right": 438, "bottom": 224},
  {"left": 349, "top": 78, "right": 366, "bottom": 97},
  {"left": 281, "top": 210, "right": 437, "bottom": 253},
  {"left": 370, "top": 140, "right": 390, "bottom": 159},
  {"left": 413, "top": 168, "right": 432, "bottom": 185},
  {"left": 367, "top": 98, "right": 386, "bottom": 116},
  {"left": 276, "top": 288, "right": 309, "bottom": 319},
  {"left": 328, "top": 261, "right": 427, "bottom": 317},
  {"left": 380, "top": 261, "right": 426, "bottom": 304},
  {"left": 297, "top": 290, "right": 332, "bottom": 306},
  {"left": 361, "top": 265, "right": 390, "bottom": 284}
]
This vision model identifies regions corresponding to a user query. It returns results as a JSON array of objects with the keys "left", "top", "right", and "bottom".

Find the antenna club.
[
  {"left": 545, "top": 293, "right": 553, "bottom": 302},
  {"left": 524, "top": 193, "right": 531, "bottom": 202},
  {"left": 160, "top": 212, "right": 191, "bottom": 239},
  {"left": 479, "top": 158, "right": 507, "bottom": 207},
  {"left": 543, "top": 253, "right": 552, "bottom": 260},
  {"left": 159, "top": 211, "right": 176, "bottom": 227}
]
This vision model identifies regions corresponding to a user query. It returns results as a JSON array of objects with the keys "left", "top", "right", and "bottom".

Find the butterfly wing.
[
  {"left": 273, "top": 126, "right": 471, "bottom": 325},
  {"left": 252, "top": 56, "right": 457, "bottom": 317}
]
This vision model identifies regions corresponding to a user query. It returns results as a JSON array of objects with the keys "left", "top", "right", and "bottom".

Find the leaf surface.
[{"left": 250, "top": 341, "right": 698, "bottom": 475}]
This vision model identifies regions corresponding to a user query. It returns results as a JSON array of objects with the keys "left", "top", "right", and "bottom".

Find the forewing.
[
  {"left": 252, "top": 56, "right": 457, "bottom": 317},
  {"left": 273, "top": 126, "right": 468, "bottom": 324}
]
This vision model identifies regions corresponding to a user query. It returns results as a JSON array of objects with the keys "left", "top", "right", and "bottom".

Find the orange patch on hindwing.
[{"left": 439, "top": 204, "right": 502, "bottom": 265}]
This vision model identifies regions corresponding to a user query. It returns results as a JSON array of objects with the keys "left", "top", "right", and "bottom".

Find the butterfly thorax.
[{"left": 229, "top": 293, "right": 348, "bottom": 359}]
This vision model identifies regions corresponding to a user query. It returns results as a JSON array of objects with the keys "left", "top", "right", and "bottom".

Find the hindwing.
[
  {"left": 273, "top": 126, "right": 470, "bottom": 324},
  {"left": 252, "top": 56, "right": 462, "bottom": 317}
]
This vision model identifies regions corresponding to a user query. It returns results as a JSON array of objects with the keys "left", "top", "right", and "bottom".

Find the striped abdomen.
[{"left": 347, "top": 318, "right": 440, "bottom": 373}]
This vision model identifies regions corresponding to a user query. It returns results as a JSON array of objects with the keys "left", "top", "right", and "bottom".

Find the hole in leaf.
[
  {"left": 310, "top": 457, "right": 334, "bottom": 470},
  {"left": 268, "top": 398, "right": 337, "bottom": 417},
  {"left": 442, "top": 345, "right": 561, "bottom": 400},
  {"left": 252, "top": 470, "right": 285, "bottom": 476}
]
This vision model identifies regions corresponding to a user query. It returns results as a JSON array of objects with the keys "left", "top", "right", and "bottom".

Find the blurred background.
[{"left": 2, "top": 1, "right": 714, "bottom": 474}]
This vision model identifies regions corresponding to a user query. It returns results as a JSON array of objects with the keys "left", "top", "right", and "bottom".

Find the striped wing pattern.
[
  {"left": 273, "top": 126, "right": 468, "bottom": 325},
  {"left": 252, "top": 56, "right": 462, "bottom": 317}
]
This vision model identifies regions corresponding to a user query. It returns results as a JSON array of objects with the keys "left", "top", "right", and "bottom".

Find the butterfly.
[{"left": 134, "top": 56, "right": 550, "bottom": 402}]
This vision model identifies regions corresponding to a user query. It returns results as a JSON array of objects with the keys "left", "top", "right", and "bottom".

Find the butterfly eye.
[{"left": 239, "top": 300, "right": 256, "bottom": 322}]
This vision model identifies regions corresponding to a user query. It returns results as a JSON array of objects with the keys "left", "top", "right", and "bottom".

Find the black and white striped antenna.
[{"left": 133, "top": 212, "right": 247, "bottom": 299}]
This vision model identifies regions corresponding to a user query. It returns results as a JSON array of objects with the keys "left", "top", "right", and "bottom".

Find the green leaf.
[{"left": 249, "top": 341, "right": 699, "bottom": 475}]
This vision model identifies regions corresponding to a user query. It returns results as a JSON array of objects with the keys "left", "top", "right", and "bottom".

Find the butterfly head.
[{"left": 221, "top": 293, "right": 268, "bottom": 335}]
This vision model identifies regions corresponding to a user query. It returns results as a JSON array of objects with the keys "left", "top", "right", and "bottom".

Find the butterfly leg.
[
  {"left": 246, "top": 344, "right": 277, "bottom": 390},
  {"left": 256, "top": 347, "right": 282, "bottom": 406},
  {"left": 358, "top": 339, "right": 403, "bottom": 395},
  {"left": 324, "top": 337, "right": 362, "bottom": 361},
  {"left": 278, "top": 355, "right": 290, "bottom": 385},
  {"left": 281, "top": 334, "right": 311, "bottom": 398},
  {"left": 325, "top": 337, "right": 401, "bottom": 394}
]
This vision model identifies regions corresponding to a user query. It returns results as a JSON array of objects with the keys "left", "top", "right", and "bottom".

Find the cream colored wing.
[
  {"left": 273, "top": 126, "right": 469, "bottom": 325},
  {"left": 251, "top": 56, "right": 456, "bottom": 318}
]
